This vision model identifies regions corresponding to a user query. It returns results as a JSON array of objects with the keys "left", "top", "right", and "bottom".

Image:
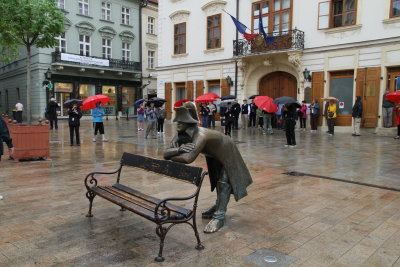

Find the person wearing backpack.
[{"left": 157, "top": 104, "right": 166, "bottom": 134}]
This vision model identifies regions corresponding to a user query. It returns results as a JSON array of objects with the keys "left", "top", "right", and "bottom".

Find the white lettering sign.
[{"left": 61, "top": 53, "right": 109, "bottom": 67}]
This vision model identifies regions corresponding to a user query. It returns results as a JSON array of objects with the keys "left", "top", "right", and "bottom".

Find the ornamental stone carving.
[
  {"left": 288, "top": 52, "right": 302, "bottom": 72},
  {"left": 201, "top": 0, "right": 227, "bottom": 16},
  {"left": 119, "top": 31, "right": 135, "bottom": 43},
  {"left": 169, "top": 10, "right": 190, "bottom": 24},
  {"left": 75, "top": 21, "right": 96, "bottom": 36},
  {"left": 64, "top": 18, "right": 72, "bottom": 31},
  {"left": 99, "top": 26, "right": 117, "bottom": 39},
  {"left": 263, "top": 58, "right": 272, "bottom": 67},
  {"left": 146, "top": 42, "right": 158, "bottom": 49}
]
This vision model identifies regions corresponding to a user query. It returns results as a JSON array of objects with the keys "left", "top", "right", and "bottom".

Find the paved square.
[{"left": 0, "top": 120, "right": 399, "bottom": 266}]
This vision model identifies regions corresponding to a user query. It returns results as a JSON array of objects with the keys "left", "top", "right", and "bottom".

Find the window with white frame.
[
  {"left": 101, "top": 2, "right": 111, "bottom": 21},
  {"left": 56, "top": 33, "right": 67, "bottom": 53},
  {"left": 148, "top": 50, "right": 155, "bottom": 69},
  {"left": 122, "top": 42, "right": 131, "bottom": 61},
  {"left": 79, "top": 35, "right": 91, "bottom": 56},
  {"left": 147, "top": 16, "right": 155, "bottom": 34},
  {"left": 78, "top": 0, "right": 89, "bottom": 16},
  {"left": 102, "top": 39, "right": 112, "bottom": 58},
  {"left": 122, "top": 7, "right": 131, "bottom": 25},
  {"left": 57, "top": 0, "right": 65, "bottom": 10}
]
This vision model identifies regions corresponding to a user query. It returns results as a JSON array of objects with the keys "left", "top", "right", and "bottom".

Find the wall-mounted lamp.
[
  {"left": 303, "top": 68, "right": 311, "bottom": 82},
  {"left": 226, "top": 75, "right": 234, "bottom": 87}
]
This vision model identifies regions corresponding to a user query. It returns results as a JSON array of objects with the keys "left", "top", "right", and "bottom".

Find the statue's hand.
[{"left": 178, "top": 143, "right": 196, "bottom": 153}]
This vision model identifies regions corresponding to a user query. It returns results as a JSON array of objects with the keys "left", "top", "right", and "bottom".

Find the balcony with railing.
[
  {"left": 52, "top": 51, "right": 141, "bottom": 72},
  {"left": 233, "top": 29, "right": 305, "bottom": 57}
]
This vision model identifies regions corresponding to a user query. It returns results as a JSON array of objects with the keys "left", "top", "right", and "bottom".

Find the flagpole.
[{"left": 234, "top": 0, "right": 239, "bottom": 99}]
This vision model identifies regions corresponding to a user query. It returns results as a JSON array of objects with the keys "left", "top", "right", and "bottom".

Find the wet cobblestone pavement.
[{"left": 1, "top": 120, "right": 400, "bottom": 266}]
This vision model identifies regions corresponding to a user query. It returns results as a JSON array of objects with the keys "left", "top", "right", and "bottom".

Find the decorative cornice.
[
  {"left": 323, "top": 24, "right": 362, "bottom": 34},
  {"left": 99, "top": 26, "right": 117, "bottom": 39},
  {"left": 382, "top": 17, "right": 400, "bottom": 24},
  {"left": 201, "top": 0, "right": 227, "bottom": 11},
  {"left": 119, "top": 30, "right": 135, "bottom": 43},
  {"left": 75, "top": 21, "right": 96, "bottom": 36},
  {"left": 169, "top": 10, "right": 190, "bottom": 24}
]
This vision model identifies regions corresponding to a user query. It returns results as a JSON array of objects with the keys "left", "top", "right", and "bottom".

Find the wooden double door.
[{"left": 259, "top": 71, "right": 297, "bottom": 99}]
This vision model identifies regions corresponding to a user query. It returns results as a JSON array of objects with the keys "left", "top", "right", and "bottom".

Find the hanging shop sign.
[{"left": 61, "top": 53, "right": 110, "bottom": 67}]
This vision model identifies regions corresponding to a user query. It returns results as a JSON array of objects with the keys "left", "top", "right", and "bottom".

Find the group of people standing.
[{"left": 136, "top": 102, "right": 166, "bottom": 139}]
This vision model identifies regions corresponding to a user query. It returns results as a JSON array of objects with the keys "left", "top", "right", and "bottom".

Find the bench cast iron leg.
[
  {"left": 85, "top": 191, "right": 96, "bottom": 217},
  {"left": 192, "top": 215, "right": 205, "bottom": 250},
  {"left": 155, "top": 225, "right": 167, "bottom": 262}
]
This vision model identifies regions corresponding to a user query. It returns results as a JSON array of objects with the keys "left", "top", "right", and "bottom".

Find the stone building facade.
[
  {"left": 157, "top": 0, "right": 400, "bottom": 132},
  {"left": 0, "top": 0, "right": 147, "bottom": 119}
]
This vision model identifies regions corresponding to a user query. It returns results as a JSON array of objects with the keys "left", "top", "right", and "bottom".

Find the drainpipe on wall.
[
  {"left": 139, "top": 0, "right": 148, "bottom": 100},
  {"left": 234, "top": 0, "right": 239, "bottom": 98}
]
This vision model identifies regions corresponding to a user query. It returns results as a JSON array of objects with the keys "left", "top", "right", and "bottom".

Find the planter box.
[{"left": 7, "top": 121, "right": 50, "bottom": 161}]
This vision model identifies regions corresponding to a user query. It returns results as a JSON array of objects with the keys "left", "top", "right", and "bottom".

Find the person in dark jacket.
[
  {"left": 68, "top": 104, "right": 82, "bottom": 146},
  {"left": 309, "top": 100, "right": 320, "bottom": 132},
  {"left": 248, "top": 100, "right": 257, "bottom": 127},
  {"left": 283, "top": 103, "right": 297, "bottom": 147},
  {"left": 47, "top": 98, "right": 60, "bottom": 130},
  {"left": 352, "top": 96, "right": 363, "bottom": 136},
  {"left": 232, "top": 102, "right": 241, "bottom": 130},
  {"left": 0, "top": 116, "right": 14, "bottom": 161},
  {"left": 200, "top": 103, "right": 210, "bottom": 128},
  {"left": 224, "top": 103, "right": 234, "bottom": 136}
]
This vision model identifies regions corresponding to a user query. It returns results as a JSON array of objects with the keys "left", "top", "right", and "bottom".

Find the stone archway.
[{"left": 259, "top": 71, "right": 297, "bottom": 98}]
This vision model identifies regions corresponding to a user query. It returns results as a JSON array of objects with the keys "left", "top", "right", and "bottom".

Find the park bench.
[{"left": 84, "top": 152, "right": 208, "bottom": 262}]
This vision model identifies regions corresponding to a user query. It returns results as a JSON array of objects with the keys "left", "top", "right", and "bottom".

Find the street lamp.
[
  {"left": 44, "top": 68, "right": 52, "bottom": 80},
  {"left": 303, "top": 68, "right": 311, "bottom": 82},
  {"left": 226, "top": 75, "right": 234, "bottom": 87}
]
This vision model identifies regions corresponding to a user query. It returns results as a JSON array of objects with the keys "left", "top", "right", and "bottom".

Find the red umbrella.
[
  {"left": 386, "top": 91, "right": 400, "bottom": 103},
  {"left": 254, "top": 96, "right": 278, "bottom": 113},
  {"left": 81, "top": 95, "right": 111, "bottom": 110},
  {"left": 195, "top": 93, "right": 219, "bottom": 103},
  {"left": 174, "top": 99, "right": 189, "bottom": 109}
]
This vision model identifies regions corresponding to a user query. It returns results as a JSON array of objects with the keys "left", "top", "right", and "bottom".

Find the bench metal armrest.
[
  {"left": 154, "top": 172, "right": 208, "bottom": 222},
  {"left": 84, "top": 167, "right": 122, "bottom": 189}
]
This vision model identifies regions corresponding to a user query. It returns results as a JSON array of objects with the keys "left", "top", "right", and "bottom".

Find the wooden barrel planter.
[{"left": 6, "top": 118, "right": 50, "bottom": 161}]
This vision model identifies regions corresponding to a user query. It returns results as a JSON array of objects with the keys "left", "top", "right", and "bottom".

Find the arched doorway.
[{"left": 259, "top": 71, "right": 297, "bottom": 99}]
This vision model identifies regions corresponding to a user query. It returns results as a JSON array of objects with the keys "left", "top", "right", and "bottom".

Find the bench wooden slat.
[
  {"left": 91, "top": 187, "right": 157, "bottom": 221},
  {"left": 121, "top": 153, "right": 203, "bottom": 186},
  {"left": 113, "top": 184, "right": 192, "bottom": 217}
]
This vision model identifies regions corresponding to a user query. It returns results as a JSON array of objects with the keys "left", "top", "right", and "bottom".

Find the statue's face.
[{"left": 176, "top": 121, "right": 189, "bottom": 133}]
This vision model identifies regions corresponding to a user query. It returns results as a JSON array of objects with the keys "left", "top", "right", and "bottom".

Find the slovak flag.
[{"left": 228, "top": 14, "right": 259, "bottom": 41}]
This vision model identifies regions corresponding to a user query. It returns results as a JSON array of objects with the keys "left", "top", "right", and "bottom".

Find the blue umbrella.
[{"left": 134, "top": 99, "right": 145, "bottom": 107}]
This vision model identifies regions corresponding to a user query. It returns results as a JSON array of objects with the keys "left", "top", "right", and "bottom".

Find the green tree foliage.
[{"left": 0, "top": 0, "right": 65, "bottom": 124}]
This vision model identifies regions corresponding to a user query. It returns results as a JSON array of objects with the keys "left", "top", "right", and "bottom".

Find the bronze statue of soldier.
[{"left": 164, "top": 103, "right": 253, "bottom": 233}]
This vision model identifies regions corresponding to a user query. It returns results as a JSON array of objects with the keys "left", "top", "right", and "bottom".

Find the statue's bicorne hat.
[
  {"left": 173, "top": 106, "right": 199, "bottom": 124},
  {"left": 183, "top": 101, "right": 199, "bottom": 121}
]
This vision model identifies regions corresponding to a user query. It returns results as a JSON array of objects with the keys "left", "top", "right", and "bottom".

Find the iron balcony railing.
[
  {"left": 52, "top": 51, "right": 141, "bottom": 72},
  {"left": 233, "top": 29, "right": 305, "bottom": 57}
]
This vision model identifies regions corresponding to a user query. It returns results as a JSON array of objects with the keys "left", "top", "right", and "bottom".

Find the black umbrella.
[
  {"left": 149, "top": 97, "right": 166, "bottom": 103},
  {"left": 249, "top": 95, "right": 259, "bottom": 100},
  {"left": 63, "top": 99, "right": 83, "bottom": 108},
  {"left": 220, "top": 94, "right": 236, "bottom": 100},
  {"left": 274, "top": 96, "right": 301, "bottom": 108}
]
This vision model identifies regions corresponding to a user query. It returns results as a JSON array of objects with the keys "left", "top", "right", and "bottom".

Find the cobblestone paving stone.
[{"left": 0, "top": 120, "right": 399, "bottom": 266}]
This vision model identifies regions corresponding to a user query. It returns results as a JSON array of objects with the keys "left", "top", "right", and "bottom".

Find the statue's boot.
[
  {"left": 204, "top": 171, "right": 231, "bottom": 233},
  {"left": 202, "top": 205, "right": 216, "bottom": 219}
]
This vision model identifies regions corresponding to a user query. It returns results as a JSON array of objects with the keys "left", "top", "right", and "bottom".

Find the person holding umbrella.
[
  {"left": 282, "top": 103, "right": 297, "bottom": 147},
  {"left": 92, "top": 102, "right": 108, "bottom": 142},
  {"left": 145, "top": 102, "right": 158, "bottom": 139},
  {"left": 249, "top": 99, "right": 257, "bottom": 128},
  {"left": 224, "top": 102, "right": 234, "bottom": 136},
  {"left": 394, "top": 103, "right": 400, "bottom": 139},
  {"left": 157, "top": 104, "right": 166, "bottom": 134},
  {"left": 200, "top": 103, "right": 210, "bottom": 128},
  {"left": 68, "top": 103, "right": 82, "bottom": 146}
]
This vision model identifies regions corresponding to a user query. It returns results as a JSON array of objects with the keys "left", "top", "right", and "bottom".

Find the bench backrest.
[{"left": 120, "top": 152, "right": 204, "bottom": 186}]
